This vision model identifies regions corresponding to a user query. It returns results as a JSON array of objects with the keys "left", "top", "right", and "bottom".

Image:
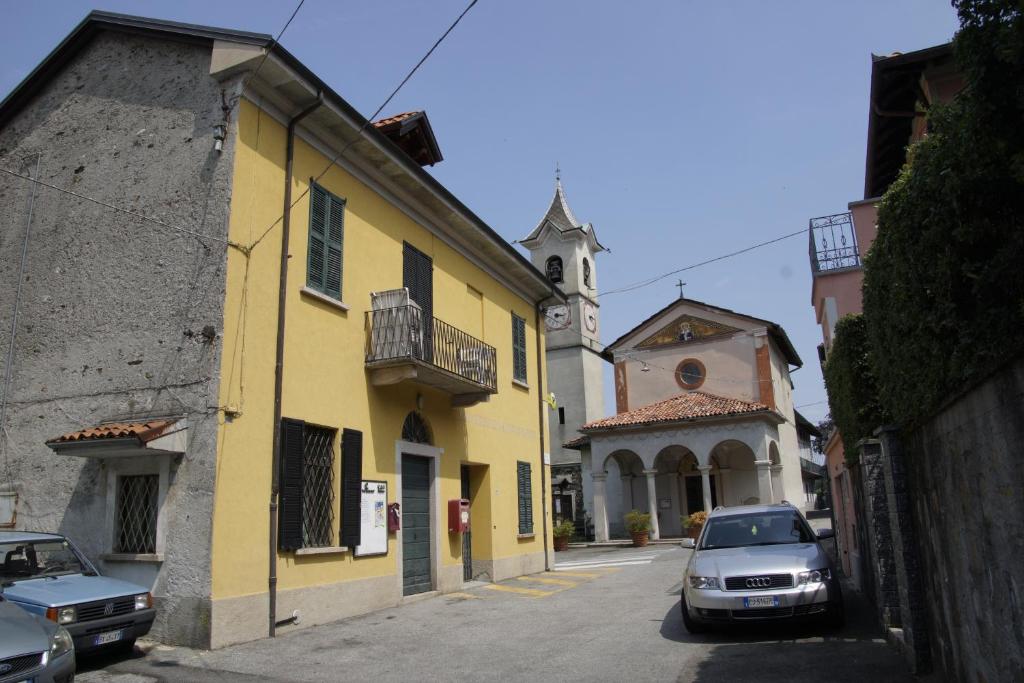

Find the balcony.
[
  {"left": 365, "top": 298, "right": 497, "bottom": 407},
  {"left": 809, "top": 212, "right": 861, "bottom": 274}
]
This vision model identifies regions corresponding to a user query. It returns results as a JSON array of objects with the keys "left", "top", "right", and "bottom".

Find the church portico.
[{"left": 583, "top": 397, "right": 786, "bottom": 541}]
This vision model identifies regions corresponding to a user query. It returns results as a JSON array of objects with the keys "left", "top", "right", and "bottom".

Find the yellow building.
[{"left": 10, "top": 13, "right": 561, "bottom": 649}]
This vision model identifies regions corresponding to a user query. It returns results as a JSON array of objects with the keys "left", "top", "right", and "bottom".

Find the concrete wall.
[
  {"left": 0, "top": 31, "right": 237, "bottom": 646},
  {"left": 902, "top": 358, "right": 1024, "bottom": 681}
]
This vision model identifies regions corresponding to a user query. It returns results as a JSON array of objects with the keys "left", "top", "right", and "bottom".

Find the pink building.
[{"left": 809, "top": 44, "right": 962, "bottom": 583}]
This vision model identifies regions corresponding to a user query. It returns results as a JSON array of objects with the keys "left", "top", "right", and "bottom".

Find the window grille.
[
  {"left": 302, "top": 426, "right": 335, "bottom": 548},
  {"left": 115, "top": 475, "right": 158, "bottom": 554},
  {"left": 402, "top": 412, "right": 432, "bottom": 444}
]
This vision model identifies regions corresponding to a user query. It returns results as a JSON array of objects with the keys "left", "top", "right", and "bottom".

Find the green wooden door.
[{"left": 402, "top": 454, "right": 432, "bottom": 595}]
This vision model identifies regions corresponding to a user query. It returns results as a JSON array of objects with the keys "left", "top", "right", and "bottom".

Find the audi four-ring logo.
[{"left": 746, "top": 577, "right": 772, "bottom": 588}]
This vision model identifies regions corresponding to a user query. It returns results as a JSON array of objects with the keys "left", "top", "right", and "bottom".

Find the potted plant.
[
  {"left": 624, "top": 510, "right": 652, "bottom": 547},
  {"left": 681, "top": 510, "right": 708, "bottom": 540},
  {"left": 552, "top": 518, "right": 575, "bottom": 551}
]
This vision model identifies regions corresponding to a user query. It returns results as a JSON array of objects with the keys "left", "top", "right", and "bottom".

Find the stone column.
[
  {"left": 698, "top": 465, "right": 714, "bottom": 512},
  {"left": 643, "top": 469, "right": 661, "bottom": 540},
  {"left": 754, "top": 460, "right": 773, "bottom": 505},
  {"left": 593, "top": 473, "right": 609, "bottom": 542},
  {"left": 770, "top": 465, "right": 784, "bottom": 503},
  {"left": 717, "top": 467, "right": 731, "bottom": 507},
  {"left": 667, "top": 472, "right": 681, "bottom": 536}
]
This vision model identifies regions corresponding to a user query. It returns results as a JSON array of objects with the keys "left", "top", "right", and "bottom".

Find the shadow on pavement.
[{"left": 662, "top": 584, "right": 914, "bottom": 682}]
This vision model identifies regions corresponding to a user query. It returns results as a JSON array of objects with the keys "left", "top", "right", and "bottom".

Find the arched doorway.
[
  {"left": 653, "top": 445, "right": 698, "bottom": 536},
  {"left": 602, "top": 450, "right": 644, "bottom": 538}
]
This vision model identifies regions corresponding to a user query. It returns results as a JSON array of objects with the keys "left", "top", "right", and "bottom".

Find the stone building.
[
  {"left": 520, "top": 180, "right": 605, "bottom": 535},
  {"left": 0, "top": 11, "right": 561, "bottom": 648}
]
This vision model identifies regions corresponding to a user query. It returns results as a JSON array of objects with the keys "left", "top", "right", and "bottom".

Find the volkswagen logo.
[
  {"left": 104, "top": 602, "right": 115, "bottom": 616},
  {"left": 745, "top": 576, "right": 772, "bottom": 588},
  {"left": 0, "top": 663, "right": 13, "bottom": 674}
]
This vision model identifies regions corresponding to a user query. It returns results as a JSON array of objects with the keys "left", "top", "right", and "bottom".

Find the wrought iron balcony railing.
[
  {"left": 809, "top": 212, "right": 861, "bottom": 274},
  {"left": 365, "top": 305, "right": 498, "bottom": 393}
]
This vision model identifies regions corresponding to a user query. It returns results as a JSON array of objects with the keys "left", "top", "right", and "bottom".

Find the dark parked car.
[
  {"left": 0, "top": 531, "right": 155, "bottom": 654},
  {"left": 0, "top": 594, "right": 75, "bottom": 683}
]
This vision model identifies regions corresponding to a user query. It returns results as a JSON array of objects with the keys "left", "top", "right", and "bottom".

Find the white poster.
[{"left": 354, "top": 480, "right": 388, "bottom": 557}]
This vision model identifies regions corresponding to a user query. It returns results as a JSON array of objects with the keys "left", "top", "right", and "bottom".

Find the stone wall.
[
  {"left": 856, "top": 440, "right": 901, "bottom": 628},
  {"left": 0, "top": 30, "right": 239, "bottom": 646},
  {"left": 903, "top": 357, "right": 1024, "bottom": 681}
]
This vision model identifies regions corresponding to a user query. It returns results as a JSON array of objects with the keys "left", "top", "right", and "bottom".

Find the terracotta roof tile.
[
  {"left": 582, "top": 392, "right": 768, "bottom": 431},
  {"left": 372, "top": 111, "right": 420, "bottom": 128},
  {"left": 49, "top": 420, "right": 176, "bottom": 444},
  {"left": 562, "top": 434, "right": 590, "bottom": 450}
]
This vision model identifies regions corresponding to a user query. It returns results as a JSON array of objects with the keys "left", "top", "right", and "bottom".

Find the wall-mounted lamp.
[
  {"left": 641, "top": 361, "right": 650, "bottom": 372},
  {"left": 213, "top": 124, "right": 227, "bottom": 153}
]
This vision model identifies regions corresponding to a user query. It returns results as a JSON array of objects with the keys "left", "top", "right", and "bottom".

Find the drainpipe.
[
  {"left": 534, "top": 297, "right": 553, "bottom": 571},
  {"left": 269, "top": 91, "right": 323, "bottom": 638}
]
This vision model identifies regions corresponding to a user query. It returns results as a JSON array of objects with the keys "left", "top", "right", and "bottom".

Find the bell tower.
[{"left": 520, "top": 176, "right": 607, "bottom": 523}]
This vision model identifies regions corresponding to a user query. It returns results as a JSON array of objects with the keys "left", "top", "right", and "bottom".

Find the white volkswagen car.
[{"left": 680, "top": 503, "right": 844, "bottom": 632}]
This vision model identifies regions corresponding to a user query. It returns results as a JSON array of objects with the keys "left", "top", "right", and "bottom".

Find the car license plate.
[
  {"left": 743, "top": 596, "right": 780, "bottom": 608},
  {"left": 94, "top": 629, "right": 123, "bottom": 646}
]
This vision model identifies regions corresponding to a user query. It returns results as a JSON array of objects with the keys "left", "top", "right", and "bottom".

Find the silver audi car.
[{"left": 680, "top": 503, "right": 844, "bottom": 632}]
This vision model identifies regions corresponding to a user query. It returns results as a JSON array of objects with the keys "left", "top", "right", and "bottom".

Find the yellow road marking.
[
  {"left": 548, "top": 571, "right": 600, "bottom": 578},
  {"left": 445, "top": 592, "right": 481, "bottom": 600},
  {"left": 514, "top": 576, "right": 578, "bottom": 587},
  {"left": 484, "top": 584, "right": 555, "bottom": 597}
]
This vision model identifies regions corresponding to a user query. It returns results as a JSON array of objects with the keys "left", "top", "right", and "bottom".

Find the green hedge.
[
  {"left": 823, "top": 315, "right": 890, "bottom": 463},
  {"left": 861, "top": 0, "right": 1024, "bottom": 427}
]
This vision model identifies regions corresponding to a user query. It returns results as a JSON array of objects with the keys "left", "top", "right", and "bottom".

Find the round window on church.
[{"left": 675, "top": 358, "right": 706, "bottom": 390}]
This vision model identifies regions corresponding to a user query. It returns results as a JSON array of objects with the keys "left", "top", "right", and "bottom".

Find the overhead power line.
[
  {"left": 598, "top": 228, "right": 807, "bottom": 298},
  {"left": 0, "top": 168, "right": 244, "bottom": 250},
  {"left": 227, "top": 0, "right": 308, "bottom": 116},
  {"left": 248, "top": 0, "right": 480, "bottom": 251}
]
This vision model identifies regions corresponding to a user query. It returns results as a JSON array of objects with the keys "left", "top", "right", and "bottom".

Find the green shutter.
[
  {"left": 512, "top": 314, "right": 527, "bottom": 382},
  {"left": 307, "top": 182, "right": 345, "bottom": 299},
  {"left": 517, "top": 461, "right": 533, "bottom": 535}
]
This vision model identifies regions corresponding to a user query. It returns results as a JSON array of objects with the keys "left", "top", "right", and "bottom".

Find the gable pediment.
[{"left": 636, "top": 314, "right": 742, "bottom": 349}]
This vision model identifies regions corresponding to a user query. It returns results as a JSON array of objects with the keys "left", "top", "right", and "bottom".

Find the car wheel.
[{"left": 680, "top": 595, "right": 710, "bottom": 634}]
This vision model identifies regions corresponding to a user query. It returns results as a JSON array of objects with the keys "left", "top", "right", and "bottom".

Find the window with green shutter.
[
  {"left": 517, "top": 461, "right": 533, "bottom": 535},
  {"left": 512, "top": 313, "right": 527, "bottom": 383},
  {"left": 307, "top": 182, "right": 345, "bottom": 299}
]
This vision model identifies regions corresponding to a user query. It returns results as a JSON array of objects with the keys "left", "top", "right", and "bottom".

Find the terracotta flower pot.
[
  {"left": 553, "top": 535, "right": 570, "bottom": 552},
  {"left": 630, "top": 531, "right": 649, "bottom": 548},
  {"left": 687, "top": 523, "right": 703, "bottom": 540}
]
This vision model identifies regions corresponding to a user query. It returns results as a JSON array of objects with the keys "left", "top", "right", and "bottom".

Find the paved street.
[{"left": 76, "top": 544, "right": 912, "bottom": 682}]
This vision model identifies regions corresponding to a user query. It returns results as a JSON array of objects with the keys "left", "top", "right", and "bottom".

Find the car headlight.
[
  {"left": 50, "top": 625, "right": 74, "bottom": 658},
  {"left": 135, "top": 593, "right": 152, "bottom": 610},
  {"left": 797, "top": 568, "right": 831, "bottom": 585},
  {"left": 45, "top": 606, "right": 76, "bottom": 625},
  {"left": 688, "top": 576, "right": 720, "bottom": 590}
]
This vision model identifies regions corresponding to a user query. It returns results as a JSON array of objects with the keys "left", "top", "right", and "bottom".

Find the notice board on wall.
[{"left": 354, "top": 480, "right": 388, "bottom": 557}]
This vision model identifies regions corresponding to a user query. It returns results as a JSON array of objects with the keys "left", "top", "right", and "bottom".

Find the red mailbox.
[{"left": 448, "top": 498, "right": 470, "bottom": 533}]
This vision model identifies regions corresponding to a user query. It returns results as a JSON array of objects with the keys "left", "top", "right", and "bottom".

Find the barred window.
[
  {"left": 301, "top": 426, "right": 335, "bottom": 548},
  {"left": 115, "top": 475, "right": 158, "bottom": 554}
]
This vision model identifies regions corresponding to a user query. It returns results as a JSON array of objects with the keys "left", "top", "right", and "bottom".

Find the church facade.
[{"left": 574, "top": 298, "right": 805, "bottom": 540}]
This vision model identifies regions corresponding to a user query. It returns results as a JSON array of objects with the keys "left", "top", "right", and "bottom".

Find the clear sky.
[{"left": 1, "top": 1, "right": 960, "bottom": 424}]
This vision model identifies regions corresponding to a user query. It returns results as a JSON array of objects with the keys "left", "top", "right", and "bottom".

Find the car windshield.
[
  {"left": 0, "top": 539, "right": 86, "bottom": 582},
  {"left": 700, "top": 511, "right": 815, "bottom": 550}
]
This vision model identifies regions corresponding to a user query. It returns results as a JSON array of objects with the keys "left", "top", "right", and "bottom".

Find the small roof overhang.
[{"left": 46, "top": 419, "right": 186, "bottom": 458}]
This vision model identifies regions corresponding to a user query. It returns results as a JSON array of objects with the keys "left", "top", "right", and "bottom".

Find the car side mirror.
[
  {"left": 816, "top": 528, "right": 835, "bottom": 540},
  {"left": 681, "top": 538, "right": 696, "bottom": 549}
]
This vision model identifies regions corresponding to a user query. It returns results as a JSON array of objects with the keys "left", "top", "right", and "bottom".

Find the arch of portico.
[
  {"left": 597, "top": 450, "right": 645, "bottom": 539},
  {"left": 586, "top": 419, "right": 784, "bottom": 542}
]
